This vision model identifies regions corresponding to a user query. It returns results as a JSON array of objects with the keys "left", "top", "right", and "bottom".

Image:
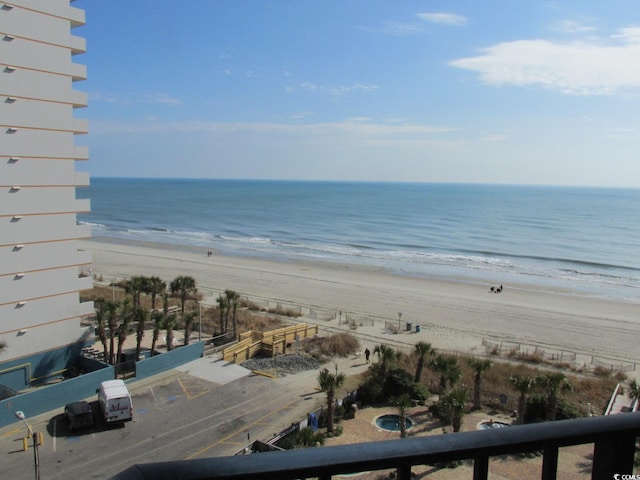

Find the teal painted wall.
[{"left": 0, "top": 342, "right": 204, "bottom": 428}]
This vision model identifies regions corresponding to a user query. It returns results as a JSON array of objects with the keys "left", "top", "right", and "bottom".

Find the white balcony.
[
  {"left": 77, "top": 248, "right": 92, "bottom": 265},
  {"left": 70, "top": 63, "right": 86, "bottom": 81},
  {"left": 73, "top": 145, "right": 89, "bottom": 160},
  {"left": 69, "top": 5, "right": 86, "bottom": 28},
  {"left": 75, "top": 171, "right": 90, "bottom": 187},
  {"left": 75, "top": 198, "right": 90, "bottom": 214},
  {"left": 70, "top": 35, "right": 86, "bottom": 55},
  {"left": 72, "top": 90, "right": 88, "bottom": 108},
  {"left": 77, "top": 275, "right": 92, "bottom": 292},
  {"left": 78, "top": 300, "right": 95, "bottom": 317},
  {"left": 72, "top": 118, "right": 88, "bottom": 134},
  {"left": 76, "top": 223, "right": 91, "bottom": 239}
]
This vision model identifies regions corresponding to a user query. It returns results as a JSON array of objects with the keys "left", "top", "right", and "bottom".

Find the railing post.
[
  {"left": 541, "top": 445, "right": 558, "bottom": 480},
  {"left": 473, "top": 456, "right": 488, "bottom": 480},
  {"left": 592, "top": 432, "right": 636, "bottom": 479},
  {"left": 396, "top": 465, "right": 411, "bottom": 480}
]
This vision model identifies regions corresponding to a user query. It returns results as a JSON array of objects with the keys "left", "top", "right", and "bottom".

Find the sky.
[{"left": 76, "top": 1, "right": 640, "bottom": 187}]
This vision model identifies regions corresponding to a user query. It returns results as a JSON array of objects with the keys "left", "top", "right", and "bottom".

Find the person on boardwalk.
[{"left": 364, "top": 348, "right": 371, "bottom": 364}]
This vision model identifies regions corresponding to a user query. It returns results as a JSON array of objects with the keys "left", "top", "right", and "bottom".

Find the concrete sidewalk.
[{"left": 175, "top": 357, "right": 252, "bottom": 385}]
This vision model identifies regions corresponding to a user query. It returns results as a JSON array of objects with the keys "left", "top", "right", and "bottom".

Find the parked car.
[{"left": 65, "top": 401, "right": 95, "bottom": 431}]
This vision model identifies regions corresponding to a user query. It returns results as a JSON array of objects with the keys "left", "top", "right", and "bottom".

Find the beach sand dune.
[{"left": 81, "top": 238, "right": 640, "bottom": 370}]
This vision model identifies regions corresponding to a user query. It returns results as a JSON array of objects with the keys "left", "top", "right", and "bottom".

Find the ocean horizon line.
[{"left": 85, "top": 176, "right": 640, "bottom": 191}]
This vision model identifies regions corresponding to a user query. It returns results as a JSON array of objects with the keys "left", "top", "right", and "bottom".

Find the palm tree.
[
  {"left": 134, "top": 308, "right": 147, "bottom": 360},
  {"left": 115, "top": 300, "right": 132, "bottom": 364},
  {"left": 393, "top": 394, "right": 412, "bottom": 438},
  {"left": 165, "top": 312, "right": 177, "bottom": 351},
  {"left": 430, "top": 354, "right": 460, "bottom": 393},
  {"left": 373, "top": 343, "right": 389, "bottom": 361},
  {"left": 105, "top": 300, "right": 119, "bottom": 365},
  {"left": 538, "top": 372, "right": 572, "bottom": 421},
  {"left": 150, "top": 309, "right": 163, "bottom": 356},
  {"left": 373, "top": 344, "right": 401, "bottom": 376},
  {"left": 170, "top": 275, "right": 197, "bottom": 314},
  {"left": 510, "top": 375, "right": 536, "bottom": 424},
  {"left": 468, "top": 358, "right": 493, "bottom": 410},
  {"left": 224, "top": 290, "right": 240, "bottom": 335},
  {"left": 317, "top": 368, "right": 346, "bottom": 434},
  {"left": 413, "top": 342, "right": 435, "bottom": 383},
  {"left": 441, "top": 386, "right": 470, "bottom": 432},
  {"left": 125, "top": 275, "right": 147, "bottom": 311},
  {"left": 95, "top": 300, "right": 109, "bottom": 358},
  {"left": 216, "top": 294, "right": 228, "bottom": 334},
  {"left": 182, "top": 310, "right": 198, "bottom": 345},
  {"left": 146, "top": 276, "right": 166, "bottom": 311},
  {"left": 629, "top": 379, "right": 640, "bottom": 410}
]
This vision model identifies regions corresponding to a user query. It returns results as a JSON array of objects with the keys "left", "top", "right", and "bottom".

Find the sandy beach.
[{"left": 80, "top": 237, "right": 640, "bottom": 371}]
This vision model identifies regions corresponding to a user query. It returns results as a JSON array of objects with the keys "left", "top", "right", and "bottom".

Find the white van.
[{"left": 98, "top": 379, "right": 133, "bottom": 424}]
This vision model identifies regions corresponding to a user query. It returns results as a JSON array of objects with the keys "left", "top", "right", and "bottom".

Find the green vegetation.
[
  {"left": 317, "top": 368, "right": 346, "bottom": 434},
  {"left": 351, "top": 343, "right": 620, "bottom": 433},
  {"left": 91, "top": 274, "right": 199, "bottom": 362}
]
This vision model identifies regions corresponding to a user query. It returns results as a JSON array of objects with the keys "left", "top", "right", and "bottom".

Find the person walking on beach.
[{"left": 364, "top": 348, "right": 370, "bottom": 364}]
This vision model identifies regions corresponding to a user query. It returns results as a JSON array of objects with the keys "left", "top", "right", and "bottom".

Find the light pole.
[
  {"left": 15, "top": 410, "right": 40, "bottom": 480},
  {"left": 198, "top": 301, "right": 202, "bottom": 342}
]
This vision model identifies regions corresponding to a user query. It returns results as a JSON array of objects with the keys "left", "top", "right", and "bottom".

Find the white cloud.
[
  {"left": 417, "top": 12, "right": 468, "bottom": 26},
  {"left": 612, "top": 27, "right": 640, "bottom": 43},
  {"left": 381, "top": 21, "right": 423, "bottom": 36},
  {"left": 551, "top": 20, "right": 596, "bottom": 34},
  {"left": 450, "top": 27, "right": 640, "bottom": 95},
  {"left": 141, "top": 93, "right": 183, "bottom": 106},
  {"left": 89, "top": 91, "right": 130, "bottom": 104},
  {"left": 289, "top": 112, "right": 313, "bottom": 120},
  {"left": 90, "top": 91, "right": 182, "bottom": 106},
  {"left": 480, "top": 134, "right": 508, "bottom": 142},
  {"left": 291, "top": 82, "right": 380, "bottom": 96},
  {"left": 90, "top": 118, "right": 455, "bottom": 138}
]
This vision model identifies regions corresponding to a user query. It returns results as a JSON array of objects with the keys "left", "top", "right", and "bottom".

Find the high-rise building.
[{"left": 0, "top": 0, "right": 93, "bottom": 391}]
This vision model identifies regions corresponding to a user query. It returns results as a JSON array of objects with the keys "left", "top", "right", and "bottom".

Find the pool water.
[
  {"left": 477, "top": 420, "right": 510, "bottom": 430},
  {"left": 375, "top": 414, "right": 413, "bottom": 432}
]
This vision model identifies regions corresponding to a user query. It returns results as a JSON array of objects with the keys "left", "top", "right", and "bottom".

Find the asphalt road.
[{"left": 0, "top": 360, "right": 329, "bottom": 480}]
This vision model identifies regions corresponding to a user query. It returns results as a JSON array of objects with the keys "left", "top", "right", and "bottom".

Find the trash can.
[
  {"left": 406, "top": 322, "right": 412, "bottom": 331},
  {"left": 415, "top": 325, "right": 421, "bottom": 333}
]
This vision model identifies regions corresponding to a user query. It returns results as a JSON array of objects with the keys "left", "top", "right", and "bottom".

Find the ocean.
[{"left": 78, "top": 178, "right": 640, "bottom": 302}]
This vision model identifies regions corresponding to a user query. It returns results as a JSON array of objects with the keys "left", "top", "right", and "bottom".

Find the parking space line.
[
  {"left": 0, "top": 428, "right": 20, "bottom": 439},
  {"left": 186, "top": 398, "right": 299, "bottom": 459},
  {"left": 177, "top": 377, "right": 215, "bottom": 400}
]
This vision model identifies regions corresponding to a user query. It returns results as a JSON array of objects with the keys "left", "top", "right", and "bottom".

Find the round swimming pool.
[
  {"left": 375, "top": 414, "right": 413, "bottom": 432},
  {"left": 477, "top": 420, "right": 510, "bottom": 430}
]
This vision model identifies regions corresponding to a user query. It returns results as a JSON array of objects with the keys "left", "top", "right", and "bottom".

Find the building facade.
[{"left": 0, "top": 0, "right": 93, "bottom": 391}]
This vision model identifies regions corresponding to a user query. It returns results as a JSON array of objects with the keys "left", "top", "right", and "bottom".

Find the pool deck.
[{"left": 323, "top": 406, "right": 594, "bottom": 479}]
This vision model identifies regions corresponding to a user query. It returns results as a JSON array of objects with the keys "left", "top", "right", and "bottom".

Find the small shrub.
[
  {"left": 593, "top": 366, "right": 612, "bottom": 378},
  {"left": 276, "top": 427, "right": 325, "bottom": 449},
  {"left": 303, "top": 333, "right": 360, "bottom": 361}
]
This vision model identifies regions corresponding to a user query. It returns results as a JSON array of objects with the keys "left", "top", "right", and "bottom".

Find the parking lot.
[{"left": 0, "top": 357, "right": 328, "bottom": 480}]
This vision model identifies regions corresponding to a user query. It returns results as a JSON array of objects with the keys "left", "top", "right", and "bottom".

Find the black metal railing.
[{"left": 113, "top": 412, "right": 640, "bottom": 480}]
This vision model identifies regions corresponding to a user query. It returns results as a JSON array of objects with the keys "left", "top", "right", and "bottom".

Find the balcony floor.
[{"left": 324, "top": 405, "right": 594, "bottom": 479}]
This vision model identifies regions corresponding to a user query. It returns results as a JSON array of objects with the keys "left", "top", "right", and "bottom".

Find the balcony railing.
[{"left": 113, "top": 412, "right": 640, "bottom": 480}]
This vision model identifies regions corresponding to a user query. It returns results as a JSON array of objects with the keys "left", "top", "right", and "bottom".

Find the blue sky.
[{"left": 76, "top": 1, "right": 640, "bottom": 187}]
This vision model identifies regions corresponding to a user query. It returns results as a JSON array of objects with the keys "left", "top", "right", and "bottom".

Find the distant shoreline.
[{"left": 81, "top": 236, "right": 640, "bottom": 368}]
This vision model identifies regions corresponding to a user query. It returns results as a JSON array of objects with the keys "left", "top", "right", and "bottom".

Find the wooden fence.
[{"left": 222, "top": 323, "right": 319, "bottom": 363}]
